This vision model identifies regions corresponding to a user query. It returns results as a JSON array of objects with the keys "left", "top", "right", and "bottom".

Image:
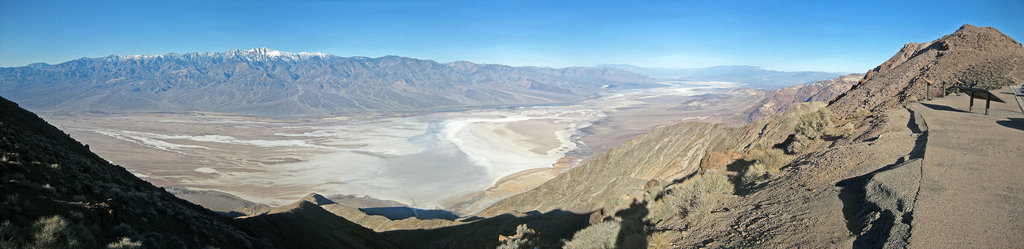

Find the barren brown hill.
[{"left": 830, "top": 24, "right": 1024, "bottom": 116}]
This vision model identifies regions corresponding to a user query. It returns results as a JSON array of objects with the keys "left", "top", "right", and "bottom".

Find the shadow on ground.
[
  {"left": 360, "top": 207, "right": 458, "bottom": 221},
  {"left": 920, "top": 103, "right": 969, "bottom": 113},
  {"left": 996, "top": 118, "right": 1024, "bottom": 131},
  {"left": 614, "top": 201, "right": 650, "bottom": 249},
  {"left": 384, "top": 209, "right": 591, "bottom": 248}
]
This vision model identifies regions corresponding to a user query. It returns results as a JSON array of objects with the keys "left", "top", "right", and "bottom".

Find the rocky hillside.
[
  {"left": 830, "top": 24, "right": 1024, "bottom": 116},
  {"left": 0, "top": 96, "right": 272, "bottom": 248},
  {"left": 458, "top": 24, "right": 1024, "bottom": 248},
  {"left": 0, "top": 96, "right": 396, "bottom": 248},
  {"left": 0, "top": 48, "right": 655, "bottom": 118},
  {"left": 475, "top": 73, "right": 862, "bottom": 217},
  {"left": 744, "top": 73, "right": 862, "bottom": 122}
]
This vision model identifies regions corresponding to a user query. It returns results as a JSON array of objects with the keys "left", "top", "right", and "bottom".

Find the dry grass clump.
[
  {"left": 750, "top": 148, "right": 785, "bottom": 170},
  {"left": 29, "top": 215, "right": 94, "bottom": 249},
  {"left": 562, "top": 221, "right": 620, "bottom": 249},
  {"left": 835, "top": 122, "right": 856, "bottom": 138},
  {"left": 566, "top": 173, "right": 733, "bottom": 248},
  {"left": 741, "top": 163, "right": 770, "bottom": 186},
  {"left": 795, "top": 107, "right": 834, "bottom": 140},
  {"left": 105, "top": 237, "right": 142, "bottom": 249},
  {"left": 786, "top": 107, "right": 835, "bottom": 154},
  {"left": 741, "top": 148, "right": 787, "bottom": 186},
  {"left": 853, "top": 107, "right": 873, "bottom": 119},
  {"left": 647, "top": 231, "right": 675, "bottom": 249},
  {"left": 645, "top": 172, "right": 733, "bottom": 225},
  {"left": 679, "top": 173, "right": 733, "bottom": 223}
]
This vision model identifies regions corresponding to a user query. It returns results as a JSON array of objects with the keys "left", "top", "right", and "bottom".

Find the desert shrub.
[
  {"left": 106, "top": 237, "right": 142, "bottom": 249},
  {"left": 647, "top": 231, "right": 675, "bottom": 249},
  {"left": 749, "top": 148, "right": 785, "bottom": 170},
  {"left": 795, "top": 108, "right": 834, "bottom": 140},
  {"left": 681, "top": 172, "right": 733, "bottom": 198},
  {"left": 645, "top": 172, "right": 733, "bottom": 224},
  {"left": 787, "top": 107, "right": 835, "bottom": 154},
  {"left": 835, "top": 122, "right": 856, "bottom": 137},
  {"left": 30, "top": 215, "right": 94, "bottom": 249},
  {"left": 741, "top": 164, "right": 769, "bottom": 186},
  {"left": 563, "top": 221, "right": 620, "bottom": 249},
  {"left": 497, "top": 224, "right": 540, "bottom": 249},
  {"left": 853, "top": 107, "right": 872, "bottom": 119},
  {"left": 1, "top": 221, "right": 17, "bottom": 249},
  {"left": 678, "top": 173, "right": 733, "bottom": 222},
  {"left": 644, "top": 193, "right": 677, "bottom": 224}
]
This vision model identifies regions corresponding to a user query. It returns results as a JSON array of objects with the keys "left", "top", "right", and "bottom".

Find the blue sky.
[{"left": 0, "top": 0, "right": 1020, "bottom": 72}]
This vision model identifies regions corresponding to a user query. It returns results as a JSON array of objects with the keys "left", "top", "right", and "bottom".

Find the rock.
[{"left": 589, "top": 208, "right": 607, "bottom": 225}]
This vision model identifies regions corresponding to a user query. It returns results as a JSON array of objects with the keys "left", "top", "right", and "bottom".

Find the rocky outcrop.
[
  {"left": 745, "top": 73, "right": 862, "bottom": 122},
  {"left": 830, "top": 24, "right": 1024, "bottom": 117}
]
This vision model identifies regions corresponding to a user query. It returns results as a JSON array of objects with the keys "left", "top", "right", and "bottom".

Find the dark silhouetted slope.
[
  {"left": 0, "top": 98, "right": 401, "bottom": 248},
  {"left": 0, "top": 96, "right": 271, "bottom": 248},
  {"left": 237, "top": 193, "right": 400, "bottom": 249}
]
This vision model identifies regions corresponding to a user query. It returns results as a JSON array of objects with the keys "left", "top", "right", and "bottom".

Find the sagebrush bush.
[
  {"left": 682, "top": 172, "right": 733, "bottom": 198},
  {"left": 563, "top": 221, "right": 620, "bottom": 249},
  {"left": 497, "top": 224, "right": 539, "bottom": 249},
  {"left": 647, "top": 231, "right": 675, "bottom": 249},
  {"left": 795, "top": 108, "right": 834, "bottom": 140},
  {"left": 679, "top": 172, "right": 733, "bottom": 222},
  {"left": 749, "top": 148, "right": 785, "bottom": 170},
  {"left": 741, "top": 163, "right": 769, "bottom": 186},
  {"left": 30, "top": 215, "right": 94, "bottom": 249},
  {"left": 106, "top": 237, "right": 142, "bottom": 249},
  {"left": 644, "top": 172, "right": 734, "bottom": 224}
]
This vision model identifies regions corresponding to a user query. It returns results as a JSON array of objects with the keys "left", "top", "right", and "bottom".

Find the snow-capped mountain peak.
[{"left": 102, "top": 48, "right": 333, "bottom": 62}]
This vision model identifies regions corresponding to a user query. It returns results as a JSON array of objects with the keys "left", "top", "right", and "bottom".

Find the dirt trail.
[{"left": 907, "top": 87, "right": 1024, "bottom": 248}]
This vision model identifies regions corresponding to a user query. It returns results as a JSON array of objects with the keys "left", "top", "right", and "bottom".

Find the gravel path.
[{"left": 908, "top": 86, "right": 1024, "bottom": 248}]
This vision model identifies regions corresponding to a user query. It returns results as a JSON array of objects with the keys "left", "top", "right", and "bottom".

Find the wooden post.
[
  {"left": 969, "top": 92, "right": 974, "bottom": 112},
  {"left": 925, "top": 79, "right": 933, "bottom": 100},
  {"left": 985, "top": 94, "right": 991, "bottom": 115}
]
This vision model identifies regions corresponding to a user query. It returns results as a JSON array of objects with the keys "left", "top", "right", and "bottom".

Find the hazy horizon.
[{"left": 2, "top": 0, "right": 1020, "bottom": 72}]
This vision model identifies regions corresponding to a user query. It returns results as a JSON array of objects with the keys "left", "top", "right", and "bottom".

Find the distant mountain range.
[
  {"left": 0, "top": 48, "right": 656, "bottom": 118},
  {"left": 602, "top": 64, "right": 846, "bottom": 89}
]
